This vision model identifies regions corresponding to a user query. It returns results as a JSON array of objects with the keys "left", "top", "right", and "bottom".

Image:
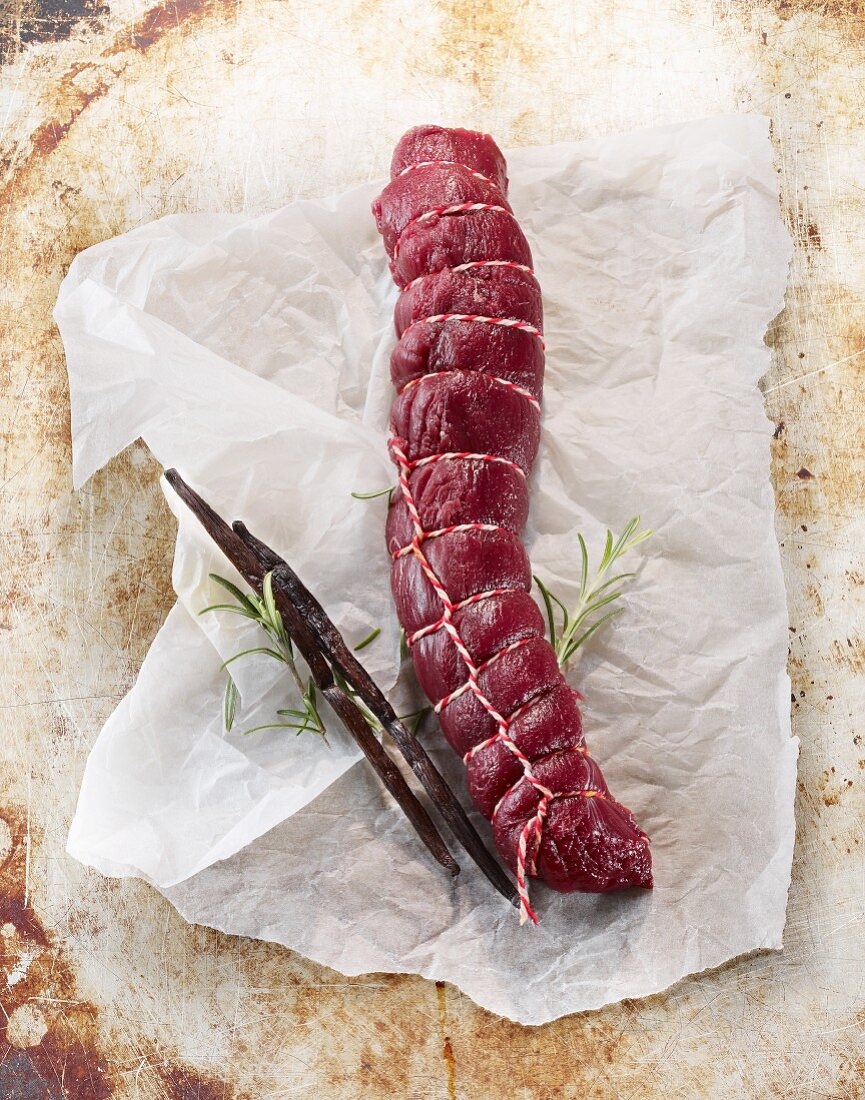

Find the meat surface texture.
[{"left": 373, "top": 125, "right": 652, "bottom": 922}]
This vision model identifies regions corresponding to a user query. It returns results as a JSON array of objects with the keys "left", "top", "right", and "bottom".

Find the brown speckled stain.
[
  {"left": 721, "top": 0, "right": 865, "bottom": 46},
  {"left": 0, "top": 806, "right": 115, "bottom": 1099},
  {"left": 158, "top": 1064, "right": 240, "bottom": 1100},
  {"left": 830, "top": 636, "right": 865, "bottom": 674},
  {"left": 435, "top": 981, "right": 457, "bottom": 1100},
  {"left": 0, "top": 806, "right": 246, "bottom": 1097},
  {"left": 1, "top": 0, "right": 238, "bottom": 206},
  {"left": 772, "top": 0, "right": 864, "bottom": 19},
  {"left": 431, "top": 0, "right": 541, "bottom": 100},
  {"left": 0, "top": 0, "right": 109, "bottom": 64},
  {"left": 785, "top": 203, "right": 824, "bottom": 256},
  {"left": 347, "top": 0, "right": 543, "bottom": 104},
  {"left": 769, "top": 311, "right": 865, "bottom": 526},
  {"left": 507, "top": 106, "right": 542, "bottom": 146},
  {"left": 114, "top": 0, "right": 233, "bottom": 52}
]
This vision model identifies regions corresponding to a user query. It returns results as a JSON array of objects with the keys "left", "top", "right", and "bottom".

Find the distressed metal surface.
[{"left": 1, "top": 0, "right": 863, "bottom": 1095}]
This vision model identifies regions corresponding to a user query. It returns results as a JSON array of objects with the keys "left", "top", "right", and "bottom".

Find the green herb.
[
  {"left": 223, "top": 675, "right": 239, "bottom": 733},
  {"left": 202, "top": 575, "right": 404, "bottom": 741},
  {"left": 201, "top": 572, "right": 327, "bottom": 740},
  {"left": 400, "top": 706, "right": 431, "bottom": 736},
  {"left": 534, "top": 516, "right": 652, "bottom": 668},
  {"left": 351, "top": 486, "right": 394, "bottom": 503},
  {"left": 354, "top": 627, "right": 382, "bottom": 651}
]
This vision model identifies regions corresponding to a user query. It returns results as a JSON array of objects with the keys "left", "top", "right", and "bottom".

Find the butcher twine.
[
  {"left": 393, "top": 202, "right": 514, "bottom": 263},
  {"left": 401, "top": 370, "right": 541, "bottom": 407},
  {"left": 403, "top": 261, "right": 537, "bottom": 293},
  {"left": 387, "top": 163, "right": 604, "bottom": 925},
  {"left": 402, "top": 314, "right": 545, "bottom": 351},
  {"left": 397, "top": 160, "right": 501, "bottom": 188},
  {"left": 396, "top": 450, "right": 527, "bottom": 647}
]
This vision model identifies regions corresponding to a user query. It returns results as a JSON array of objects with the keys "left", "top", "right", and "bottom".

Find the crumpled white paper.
[{"left": 57, "top": 116, "right": 797, "bottom": 1025}]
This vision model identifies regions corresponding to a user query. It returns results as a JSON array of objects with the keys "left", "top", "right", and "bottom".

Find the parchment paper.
[{"left": 56, "top": 116, "right": 797, "bottom": 1025}]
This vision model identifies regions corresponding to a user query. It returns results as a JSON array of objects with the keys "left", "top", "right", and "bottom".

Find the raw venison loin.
[{"left": 373, "top": 125, "right": 652, "bottom": 923}]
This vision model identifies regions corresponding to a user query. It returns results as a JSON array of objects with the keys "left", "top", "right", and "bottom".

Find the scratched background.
[{"left": 1, "top": 0, "right": 863, "bottom": 1097}]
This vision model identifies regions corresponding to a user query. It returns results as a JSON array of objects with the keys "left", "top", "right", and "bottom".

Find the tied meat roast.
[{"left": 372, "top": 125, "right": 652, "bottom": 922}]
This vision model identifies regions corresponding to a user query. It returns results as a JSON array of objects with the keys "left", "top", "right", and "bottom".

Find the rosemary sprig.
[
  {"left": 333, "top": 666, "right": 430, "bottom": 739},
  {"left": 201, "top": 572, "right": 327, "bottom": 740},
  {"left": 202, "top": 575, "right": 426, "bottom": 740},
  {"left": 534, "top": 516, "right": 652, "bottom": 668}
]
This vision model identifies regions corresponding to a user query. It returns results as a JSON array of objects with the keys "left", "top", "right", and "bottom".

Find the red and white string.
[
  {"left": 393, "top": 202, "right": 516, "bottom": 262},
  {"left": 403, "top": 260, "right": 537, "bottom": 293}
]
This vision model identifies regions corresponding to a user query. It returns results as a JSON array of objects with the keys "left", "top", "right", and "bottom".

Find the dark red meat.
[
  {"left": 389, "top": 125, "right": 510, "bottom": 192},
  {"left": 390, "top": 319, "right": 543, "bottom": 398},
  {"left": 392, "top": 209, "right": 533, "bottom": 290},
  {"left": 394, "top": 266, "right": 543, "bottom": 336},
  {"left": 373, "top": 125, "right": 652, "bottom": 921}
]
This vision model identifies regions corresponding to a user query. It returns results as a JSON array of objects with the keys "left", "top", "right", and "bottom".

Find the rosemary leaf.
[
  {"left": 548, "top": 587, "right": 570, "bottom": 633},
  {"left": 209, "top": 573, "right": 259, "bottom": 614},
  {"left": 199, "top": 603, "right": 260, "bottom": 620},
  {"left": 221, "top": 646, "right": 285, "bottom": 669},
  {"left": 262, "top": 572, "right": 279, "bottom": 633},
  {"left": 561, "top": 608, "right": 625, "bottom": 664},
  {"left": 354, "top": 627, "right": 382, "bottom": 651},
  {"left": 537, "top": 516, "right": 652, "bottom": 669},
  {"left": 408, "top": 707, "right": 430, "bottom": 736},
  {"left": 600, "top": 530, "right": 615, "bottom": 572},
  {"left": 243, "top": 722, "right": 312, "bottom": 737},
  {"left": 533, "top": 574, "right": 559, "bottom": 651},
  {"left": 565, "top": 587, "right": 627, "bottom": 634},
  {"left": 592, "top": 571, "right": 637, "bottom": 597},
  {"left": 223, "top": 676, "right": 239, "bottom": 733},
  {"left": 577, "top": 533, "right": 589, "bottom": 602},
  {"left": 351, "top": 486, "right": 394, "bottom": 502}
]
